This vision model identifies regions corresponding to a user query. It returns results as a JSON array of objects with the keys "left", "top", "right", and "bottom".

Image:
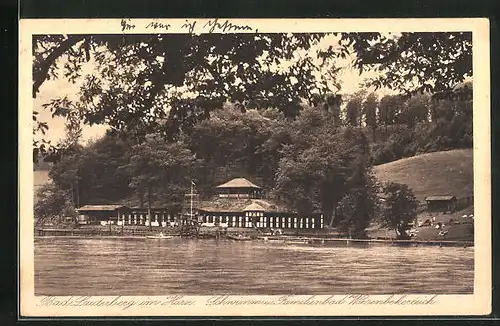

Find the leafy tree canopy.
[
  {"left": 379, "top": 182, "right": 419, "bottom": 239},
  {"left": 33, "top": 32, "right": 472, "bottom": 159},
  {"left": 362, "top": 92, "right": 378, "bottom": 129},
  {"left": 341, "top": 32, "right": 472, "bottom": 98},
  {"left": 273, "top": 107, "right": 373, "bottom": 224},
  {"left": 124, "top": 136, "right": 198, "bottom": 211}
]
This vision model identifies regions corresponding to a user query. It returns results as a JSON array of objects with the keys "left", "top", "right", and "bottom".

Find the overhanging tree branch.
[{"left": 33, "top": 35, "right": 86, "bottom": 98}]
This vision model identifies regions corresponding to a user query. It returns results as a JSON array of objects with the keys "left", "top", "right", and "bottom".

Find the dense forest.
[{"left": 32, "top": 32, "right": 473, "bottom": 238}]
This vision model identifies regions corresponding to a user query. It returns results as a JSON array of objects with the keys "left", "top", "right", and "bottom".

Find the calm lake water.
[{"left": 34, "top": 237, "right": 474, "bottom": 295}]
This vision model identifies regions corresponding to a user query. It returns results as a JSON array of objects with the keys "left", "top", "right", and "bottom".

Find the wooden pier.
[
  {"left": 259, "top": 236, "right": 474, "bottom": 247},
  {"left": 34, "top": 227, "right": 179, "bottom": 237},
  {"left": 34, "top": 228, "right": 473, "bottom": 247}
]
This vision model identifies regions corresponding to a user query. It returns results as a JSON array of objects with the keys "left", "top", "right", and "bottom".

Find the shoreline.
[{"left": 34, "top": 229, "right": 474, "bottom": 247}]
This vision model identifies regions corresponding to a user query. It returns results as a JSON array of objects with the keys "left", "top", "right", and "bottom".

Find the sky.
[{"left": 33, "top": 36, "right": 391, "bottom": 146}]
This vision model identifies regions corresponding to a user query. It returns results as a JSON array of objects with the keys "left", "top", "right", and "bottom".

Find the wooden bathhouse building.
[
  {"left": 77, "top": 177, "right": 324, "bottom": 230},
  {"left": 77, "top": 205, "right": 127, "bottom": 225},
  {"left": 77, "top": 205, "right": 181, "bottom": 226},
  {"left": 198, "top": 178, "right": 324, "bottom": 230}
]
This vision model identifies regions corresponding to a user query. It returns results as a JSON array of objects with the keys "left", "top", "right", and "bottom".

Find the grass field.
[
  {"left": 372, "top": 149, "right": 474, "bottom": 241},
  {"left": 373, "top": 149, "right": 473, "bottom": 203}
]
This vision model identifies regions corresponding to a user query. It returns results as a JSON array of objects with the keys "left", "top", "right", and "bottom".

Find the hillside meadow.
[{"left": 373, "top": 149, "right": 473, "bottom": 203}]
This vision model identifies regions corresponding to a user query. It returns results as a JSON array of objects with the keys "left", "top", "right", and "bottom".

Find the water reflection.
[{"left": 34, "top": 237, "right": 474, "bottom": 296}]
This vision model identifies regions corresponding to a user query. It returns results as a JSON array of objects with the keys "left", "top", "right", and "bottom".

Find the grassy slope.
[
  {"left": 372, "top": 149, "right": 474, "bottom": 241},
  {"left": 373, "top": 149, "right": 473, "bottom": 203}
]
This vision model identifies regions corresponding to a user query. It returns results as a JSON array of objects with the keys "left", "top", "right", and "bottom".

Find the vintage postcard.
[{"left": 19, "top": 18, "right": 491, "bottom": 317}]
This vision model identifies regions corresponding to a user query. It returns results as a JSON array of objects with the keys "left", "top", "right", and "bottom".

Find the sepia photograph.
[{"left": 20, "top": 18, "right": 491, "bottom": 317}]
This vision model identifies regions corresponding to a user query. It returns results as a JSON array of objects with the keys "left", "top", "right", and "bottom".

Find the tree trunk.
[{"left": 328, "top": 207, "right": 335, "bottom": 227}]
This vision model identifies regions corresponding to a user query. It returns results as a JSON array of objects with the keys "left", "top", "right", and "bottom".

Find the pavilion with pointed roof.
[
  {"left": 216, "top": 177, "right": 263, "bottom": 199},
  {"left": 195, "top": 177, "right": 325, "bottom": 230}
]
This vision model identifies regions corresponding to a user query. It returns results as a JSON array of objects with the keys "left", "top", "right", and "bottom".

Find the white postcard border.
[{"left": 19, "top": 18, "right": 491, "bottom": 317}]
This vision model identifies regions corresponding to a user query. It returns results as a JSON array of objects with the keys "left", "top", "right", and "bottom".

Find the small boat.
[
  {"left": 267, "top": 239, "right": 285, "bottom": 243},
  {"left": 262, "top": 236, "right": 285, "bottom": 243},
  {"left": 228, "top": 234, "right": 252, "bottom": 241},
  {"left": 146, "top": 233, "right": 173, "bottom": 239}
]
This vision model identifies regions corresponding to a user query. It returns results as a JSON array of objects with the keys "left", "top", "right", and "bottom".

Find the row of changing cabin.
[
  {"left": 197, "top": 201, "right": 324, "bottom": 229},
  {"left": 76, "top": 178, "right": 325, "bottom": 230},
  {"left": 198, "top": 211, "right": 324, "bottom": 229},
  {"left": 77, "top": 205, "right": 325, "bottom": 229},
  {"left": 97, "top": 211, "right": 324, "bottom": 230}
]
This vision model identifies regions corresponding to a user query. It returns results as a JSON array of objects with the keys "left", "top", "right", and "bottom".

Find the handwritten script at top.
[{"left": 120, "top": 19, "right": 258, "bottom": 34}]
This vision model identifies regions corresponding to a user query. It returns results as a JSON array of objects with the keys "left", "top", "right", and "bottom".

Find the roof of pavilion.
[{"left": 216, "top": 178, "right": 261, "bottom": 189}]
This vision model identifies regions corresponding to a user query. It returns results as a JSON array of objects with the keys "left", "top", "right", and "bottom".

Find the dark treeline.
[
  {"left": 338, "top": 81, "right": 472, "bottom": 165},
  {"left": 35, "top": 85, "right": 472, "bottom": 238}
]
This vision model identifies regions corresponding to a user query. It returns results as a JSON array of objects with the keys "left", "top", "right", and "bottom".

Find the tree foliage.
[
  {"left": 48, "top": 145, "right": 83, "bottom": 207},
  {"left": 33, "top": 33, "right": 336, "bottom": 149},
  {"left": 34, "top": 183, "right": 74, "bottom": 223},
  {"left": 378, "top": 95, "right": 403, "bottom": 127},
  {"left": 370, "top": 89, "right": 472, "bottom": 165},
  {"left": 347, "top": 32, "right": 472, "bottom": 98},
  {"left": 33, "top": 32, "right": 472, "bottom": 159},
  {"left": 47, "top": 135, "right": 134, "bottom": 207},
  {"left": 345, "top": 91, "right": 365, "bottom": 127},
  {"left": 124, "top": 136, "right": 198, "bottom": 213},
  {"left": 363, "top": 92, "right": 378, "bottom": 130},
  {"left": 379, "top": 182, "right": 418, "bottom": 239},
  {"left": 335, "top": 164, "right": 379, "bottom": 238},
  {"left": 273, "top": 107, "right": 374, "bottom": 226},
  {"left": 186, "top": 106, "right": 284, "bottom": 195},
  {"left": 400, "top": 93, "right": 430, "bottom": 127}
]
